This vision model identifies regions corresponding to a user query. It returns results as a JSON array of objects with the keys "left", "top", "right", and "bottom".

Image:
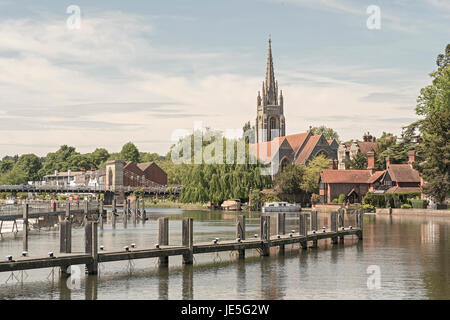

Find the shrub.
[
  {"left": 332, "top": 198, "right": 338, "bottom": 204},
  {"left": 401, "top": 203, "right": 412, "bottom": 209},
  {"left": 311, "top": 193, "right": 320, "bottom": 205},
  {"left": 410, "top": 199, "right": 428, "bottom": 209},
  {"left": 361, "top": 204, "right": 375, "bottom": 212},
  {"left": 337, "top": 194, "right": 346, "bottom": 204}
]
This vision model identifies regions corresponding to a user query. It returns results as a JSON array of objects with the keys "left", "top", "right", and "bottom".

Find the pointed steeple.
[{"left": 265, "top": 37, "right": 277, "bottom": 105}]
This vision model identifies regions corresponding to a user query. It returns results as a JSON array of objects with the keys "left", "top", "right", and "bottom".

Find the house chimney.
[
  {"left": 329, "top": 160, "right": 335, "bottom": 170},
  {"left": 367, "top": 151, "right": 375, "bottom": 173},
  {"left": 408, "top": 150, "right": 416, "bottom": 166},
  {"left": 386, "top": 156, "right": 391, "bottom": 168}
]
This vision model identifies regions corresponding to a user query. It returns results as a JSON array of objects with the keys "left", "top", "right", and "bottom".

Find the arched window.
[
  {"left": 108, "top": 169, "right": 113, "bottom": 186},
  {"left": 268, "top": 117, "right": 277, "bottom": 141}
]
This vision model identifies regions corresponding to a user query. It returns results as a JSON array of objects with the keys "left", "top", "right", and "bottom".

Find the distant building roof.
[
  {"left": 320, "top": 169, "right": 373, "bottom": 184},
  {"left": 295, "top": 134, "right": 321, "bottom": 164},
  {"left": 385, "top": 186, "right": 421, "bottom": 193},
  {"left": 387, "top": 164, "right": 421, "bottom": 183}
]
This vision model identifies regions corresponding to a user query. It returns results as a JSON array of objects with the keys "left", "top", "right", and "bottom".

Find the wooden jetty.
[{"left": 0, "top": 207, "right": 363, "bottom": 275}]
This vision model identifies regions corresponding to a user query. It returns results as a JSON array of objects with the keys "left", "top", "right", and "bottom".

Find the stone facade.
[{"left": 256, "top": 38, "right": 285, "bottom": 143}]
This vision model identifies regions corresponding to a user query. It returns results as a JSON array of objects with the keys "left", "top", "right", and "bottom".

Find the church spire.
[{"left": 265, "top": 37, "right": 277, "bottom": 105}]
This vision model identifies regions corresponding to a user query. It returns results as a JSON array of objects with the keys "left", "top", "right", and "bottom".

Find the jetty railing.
[{"left": 0, "top": 207, "right": 364, "bottom": 275}]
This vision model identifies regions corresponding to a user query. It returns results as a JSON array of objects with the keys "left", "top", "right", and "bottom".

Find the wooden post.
[
  {"left": 158, "top": 217, "right": 169, "bottom": 266},
  {"left": 123, "top": 199, "right": 128, "bottom": 228},
  {"left": 299, "top": 213, "right": 307, "bottom": 249},
  {"left": 260, "top": 215, "right": 270, "bottom": 256},
  {"left": 338, "top": 208, "right": 345, "bottom": 242},
  {"left": 277, "top": 213, "right": 285, "bottom": 254},
  {"left": 132, "top": 199, "right": 137, "bottom": 226},
  {"left": 84, "top": 220, "right": 98, "bottom": 274},
  {"left": 23, "top": 204, "right": 29, "bottom": 252},
  {"left": 112, "top": 198, "right": 117, "bottom": 229},
  {"left": 99, "top": 201, "right": 104, "bottom": 230},
  {"left": 60, "top": 203, "right": 72, "bottom": 253},
  {"left": 236, "top": 215, "right": 246, "bottom": 259},
  {"left": 141, "top": 198, "right": 146, "bottom": 223},
  {"left": 331, "top": 211, "right": 338, "bottom": 244},
  {"left": 182, "top": 218, "right": 193, "bottom": 264},
  {"left": 83, "top": 200, "right": 89, "bottom": 224},
  {"left": 357, "top": 209, "right": 363, "bottom": 240},
  {"left": 311, "top": 210, "right": 318, "bottom": 248}
]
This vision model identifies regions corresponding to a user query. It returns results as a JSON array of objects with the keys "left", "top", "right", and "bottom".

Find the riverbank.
[
  {"left": 144, "top": 200, "right": 206, "bottom": 210},
  {"left": 376, "top": 208, "right": 450, "bottom": 217}
]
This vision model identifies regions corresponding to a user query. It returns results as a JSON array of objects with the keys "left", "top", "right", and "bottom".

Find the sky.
[{"left": 0, "top": 0, "right": 449, "bottom": 157}]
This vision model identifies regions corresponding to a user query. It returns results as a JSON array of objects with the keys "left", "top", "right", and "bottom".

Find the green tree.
[
  {"left": 67, "top": 154, "right": 92, "bottom": 171},
  {"left": 15, "top": 154, "right": 42, "bottom": 181},
  {"left": 275, "top": 164, "right": 306, "bottom": 194},
  {"left": 89, "top": 148, "right": 110, "bottom": 169},
  {"left": 310, "top": 125, "right": 340, "bottom": 141},
  {"left": 39, "top": 145, "right": 78, "bottom": 176},
  {"left": 346, "top": 152, "right": 368, "bottom": 170},
  {"left": 140, "top": 152, "right": 160, "bottom": 163},
  {"left": 302, "top": 155, "right": 330, "bottom": 194},
  {"left": 120, "top": 142, "right": 140, "bottom": 163},
  {"left": 0, "top": 160, "right": 14, "bottom": 174},
  {"left": 412, "top": 44, "right": 450, "bottom": 204}
]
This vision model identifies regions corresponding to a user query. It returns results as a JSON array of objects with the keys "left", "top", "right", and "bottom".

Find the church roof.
[
  {"left": 295, "top": 134, "right": 321, "bottom": 165},
  {"left": 284, "top": 132, "right": 310, "bottom": 154},
  {"left": 249, "top": 137, "right": 285, "bottom": 163}
]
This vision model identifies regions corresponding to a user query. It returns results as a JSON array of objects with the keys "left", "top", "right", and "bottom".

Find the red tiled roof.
[
  {"left": 137, "top": 162, "right": 155, "bottom": 171},
  {"left": 367, "top": 170, "right": 385, "bottom": 183},
  {"left": 357, "top": 141, "right": 379, "bottom": 154},
  {"left": 295, "top": 135, "right": 321, "bottom": 164},
  {"left": 250, "top": 137, "right": 285, "bottom": 162},
  {"left": 320, "top": 169, "right": 373, "bottom": 184},
  {"left": 385, "top": 186, "right": 421, "bottom": 193},
  {"left": 284, "top": 132, "right": 309, "bottom": 154},
  {"left": 387, "top": 164, "right": 420, "bottom": 183}
]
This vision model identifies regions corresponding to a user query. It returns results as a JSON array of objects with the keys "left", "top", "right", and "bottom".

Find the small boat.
[
  {"left": 262, "top": 201, "right": 301, "bottom": 213},
  {"left": 221, "top": 199, "right": 241, "bottom": 211}
]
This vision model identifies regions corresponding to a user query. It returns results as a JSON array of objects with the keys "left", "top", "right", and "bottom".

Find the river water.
[{"left": 0, "top": 208, "right": 448, "bottom": 300}]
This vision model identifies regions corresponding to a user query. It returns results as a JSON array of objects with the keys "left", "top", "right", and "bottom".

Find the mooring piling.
[
  {"left": 158, "top": 217, "right": 169, "bottom": 266},
  {"left": 236, "top": 215, "right": 246, "bottom": 259},
  {"left": 60, "top": 203, "right": 72, "bottom": 254},
  {"left": 331, "top": 211, "right": 338, "bottom": 244},
  {"left": 22, "top": 204, "right": 29, "bottom": 252},
  {"left": 182, "top": 218, "right": 193, "bottom": 264},
  {"left": 277, "top": 213, "right": 286, "bottom": 254},
  {"left": 260, "top": 215, "right": 271, "bottom": 256},
  {"left": 311, "top": 210, "right": 318, "bottom": 248},
  {"left": 299, "top": 213, "right": 308, "bottom": 249},
  {"left": 111, "top": 199, "right": 117, "bottom": 228},
  {"left": 84, "top": 220, "right": 98, "bottom": 275}
]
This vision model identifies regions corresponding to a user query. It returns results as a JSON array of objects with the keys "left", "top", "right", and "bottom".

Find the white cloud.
[{"left": 0, "top": 10, "right": 423, "bottom": 157}]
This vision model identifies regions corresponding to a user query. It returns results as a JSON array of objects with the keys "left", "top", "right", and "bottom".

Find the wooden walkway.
[{"left": 0, "top": 209, "right": 363, "bottom": 275}]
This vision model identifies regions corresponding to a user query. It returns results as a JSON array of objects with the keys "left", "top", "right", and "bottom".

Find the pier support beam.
[
  {"left": 111, "top": 199, "right": 117, "bottom": 228},
  {"left": 236, "top": 215, "right": 246, "bottom": 259},
  {"left": 60, "top": 203, "right": 72, "bottom": 254},
  {"left": 23, "top": 204, "right": 29, "bottom": 252},
  {"left": 357, "top": 209, "right": 363, "bottom": 240},
  {"left": 84, "top": 220, "right": 98, "bottom": 275},
  {"left": 310, "top": 210, "right": 318, "bottom": 248},
  {"left": 182, "top": 218, "right": 193, "bottom": 264},
  {"left": 338, "top": 208, "right": 345, "bottom": 243},
  {"left": 99, "top": 201, "right": 104, "bottom": 230},
  {"left": 141, "top": 199, "right": 146, "bottom": 223},
  {"left": 260, "top": 215, "right": 270, "bottom": 256},
  {"left": 277, "top": 213, "right": 285, "bottom": 255},
  {"left": 83, "top": 200, "right": 88, "bottom": 225},
  {"left": 299, "top": 213, "right": 307, "bottom": 249},
  {"left": 158, "top": 217, "right": 169, "bottom": 266},
  {"left": 123, "top": 199, "right": 128, "bottom": 228},
  {"left": 132, "top": 200, "right": 137, "bottom": 226},
  {"left": 331, "top": 211, "right": 338, "bottom": 244}
]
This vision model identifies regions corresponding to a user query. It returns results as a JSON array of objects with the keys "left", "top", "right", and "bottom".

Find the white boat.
[{"left": 262, "top": 201, "right": 301, "bottom": 213}]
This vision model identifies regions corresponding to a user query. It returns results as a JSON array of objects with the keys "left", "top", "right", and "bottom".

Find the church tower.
[{"left": 256, "top": 38, "right": 286, "bottom": 143}]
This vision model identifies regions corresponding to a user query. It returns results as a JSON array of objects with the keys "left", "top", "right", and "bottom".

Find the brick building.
[{"left": 105, "top": 160, "right": 167, "bottom": 189}]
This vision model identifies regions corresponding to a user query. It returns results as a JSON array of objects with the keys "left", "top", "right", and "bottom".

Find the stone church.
[{"left": 250, "top": 39, "right": 338, "bottom": 174}]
